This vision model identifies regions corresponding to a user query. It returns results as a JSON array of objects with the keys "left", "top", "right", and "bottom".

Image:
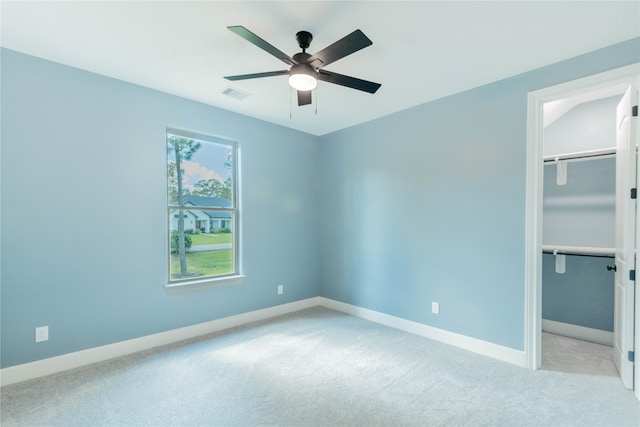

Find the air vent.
[{"left": 221, "top": 87, "right": 249, "bottom": 100}]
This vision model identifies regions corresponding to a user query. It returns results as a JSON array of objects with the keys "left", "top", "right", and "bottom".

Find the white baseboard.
[
  {"left": 0, "top": 297, "right": 320, "bottom": 387},
  {"left": 318, "top": 297, "right": 526, "bottom": 368},
  {"left": 1, "top": 296, "right": 527, "bottom": 387},
  {"left": 542, "top": 319, "right": 613, "bottom": 346}
]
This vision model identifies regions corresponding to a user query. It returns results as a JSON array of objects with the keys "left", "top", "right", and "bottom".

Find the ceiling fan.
[{"left": 224, "top": 26, "right": 381, "bottom": 106}]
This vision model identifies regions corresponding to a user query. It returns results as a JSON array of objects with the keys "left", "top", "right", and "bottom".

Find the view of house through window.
[{"left": 167, "top": 129, "right": 238, "bottom": 282}]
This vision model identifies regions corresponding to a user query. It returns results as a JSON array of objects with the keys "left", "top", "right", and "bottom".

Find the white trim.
[
  {"left": 1, "top": 296, "right": 528, "bottom": 387},
  {"left": 542, "top": 319, "right": 613, "bottom": 346},
  {"left": 525, "top": 88, "right": 544, "bottom": 370},
  {"left": 525, "top": 63, "right": 640, "bottom": 375},
  {"left": 165, "top": 274, "right": 245, "bottom": 294},
  {"left": 319, "top": 297, "right": 525, "bottom": 367},
  {"left": 0, "top": 297, "right": 320, "bottom": 386}
]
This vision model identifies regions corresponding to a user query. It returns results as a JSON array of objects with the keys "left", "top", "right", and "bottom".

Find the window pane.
[
  {"left": 167, "top": 134, "right": 234, "bottom": 207},
  {"left": 169, "top": 209, "right": 234, "bottom": 280}
]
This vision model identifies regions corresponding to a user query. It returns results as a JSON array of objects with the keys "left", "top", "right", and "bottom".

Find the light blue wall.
[
  {"left": 0, "top": 49, "right": 320, "bottom": 368},
  {"left": 542, "top": 254, "right": 614, "bottom": 332},
  {"left": 543, "top": 158, "right": 615, "bottom": 248},
  {"left": 542, "top": 158, "right": 615, "bottom": 332},
  {"left": 317, "top": 38, "right": 640, "bottom": 351},
  {"left": 2, "top": 37, "right": 639, "bottom": 367}
]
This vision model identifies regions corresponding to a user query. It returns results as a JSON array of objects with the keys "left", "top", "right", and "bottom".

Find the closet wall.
[{"left": 542, "top": 95, "right": 621, "bottom": 338}]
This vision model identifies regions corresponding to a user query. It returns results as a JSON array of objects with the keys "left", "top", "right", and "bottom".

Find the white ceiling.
[{"left": 1, "top": 1, "right": 639, "bottom": 136}]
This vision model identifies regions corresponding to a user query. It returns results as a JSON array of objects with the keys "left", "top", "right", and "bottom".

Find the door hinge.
[
  {"left": 632, "top": 188, "right": 637, "bottom": 200},
  {"left": 633, "top": 105, "right": 638, "bottom": 117},
  {"left": 629, "top": 351, "right": 635, "bottom": 363},
  {"left": 631, "top": 270, "right": 636, "bottom": 281}
]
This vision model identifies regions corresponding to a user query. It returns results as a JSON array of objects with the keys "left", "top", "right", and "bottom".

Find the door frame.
[{"left": 524, "top": 63, "right": 640, "bottom": 392}]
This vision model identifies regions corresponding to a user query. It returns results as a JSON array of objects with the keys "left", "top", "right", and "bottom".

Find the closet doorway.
[
  {"left": 541, "top": 93, "right": 619, "bottom": 379},
  {"left": 524, "top": 63, "right": 640, "bottom": 399}
]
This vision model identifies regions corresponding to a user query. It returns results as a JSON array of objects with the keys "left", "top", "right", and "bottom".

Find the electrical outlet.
[
  {"left": 431, "top": 302, "right": 440, "bottom": 315},
  {"left": 277, "top": 284, "right": 283, "bottom": 295},
  {"left": 35, "top": 326, "right": 49, "bottom": 342}
]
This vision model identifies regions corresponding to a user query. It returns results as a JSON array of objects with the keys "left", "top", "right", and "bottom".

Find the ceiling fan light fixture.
[{"left": 288, "top": 64, "right": 317, "bottom": 91}]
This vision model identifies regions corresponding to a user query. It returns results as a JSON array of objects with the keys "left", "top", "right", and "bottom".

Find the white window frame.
[{"left": 165, "top": 128, "right": 243, "bottom": 294}]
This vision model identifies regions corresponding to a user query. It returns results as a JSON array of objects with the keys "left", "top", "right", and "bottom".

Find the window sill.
[{"left": 165, "top": 275, "right": 245, "bottom": 295}]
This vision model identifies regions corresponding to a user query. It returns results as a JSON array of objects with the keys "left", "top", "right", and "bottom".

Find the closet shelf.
[
  {"left": 542, "top": 245, "right": 615, "bottom": 256},
  {"left": 543, "top": 195, "right": 615, "bottom": 208}
]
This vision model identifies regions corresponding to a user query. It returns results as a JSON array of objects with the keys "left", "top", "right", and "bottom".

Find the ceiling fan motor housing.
[{"left": 292, "top": 52, "right": 312, "bottom": 65}]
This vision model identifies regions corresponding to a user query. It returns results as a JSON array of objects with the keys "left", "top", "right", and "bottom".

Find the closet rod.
[
  {"left": 542, "top": 250, "right": 614, "bottom": 259},
  {"left": 543, "top": 148, "right": 616, "bottom": 163}
]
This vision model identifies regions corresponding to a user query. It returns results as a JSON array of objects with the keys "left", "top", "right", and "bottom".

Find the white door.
[
  {"left": 636, "top": 89, "right": 640, "bottom": 400},
  {"left": 614, "top": 85, "right": 638, "bottom": 390}
]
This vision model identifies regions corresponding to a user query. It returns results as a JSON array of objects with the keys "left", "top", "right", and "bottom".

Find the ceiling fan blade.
[
  {"left": 228, "top": 26, "right": 297, "bottom": 66},
  {"left": 297, "top": 90, "right": 312, "bottom": 106},
  {"left": 307, "top": 29, "right": 372, "bottom": 68},
  {"left": 317, "top": 70, "right": 381, "bottom": 94},
  {"left": 225, "top": 70, "right": 289, "bottom": 81}
]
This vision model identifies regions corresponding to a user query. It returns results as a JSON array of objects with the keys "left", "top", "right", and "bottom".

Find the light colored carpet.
[
  {"left": 542, "top": 332, "right": 619, "bottom": 377},
  {"left": 1, "top": 307, "right": 639, "bottom": 426}
]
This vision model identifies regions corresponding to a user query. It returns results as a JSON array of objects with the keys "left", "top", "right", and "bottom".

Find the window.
[{"left": 166, "top": 129, "right": 240, "bottom": 288}]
